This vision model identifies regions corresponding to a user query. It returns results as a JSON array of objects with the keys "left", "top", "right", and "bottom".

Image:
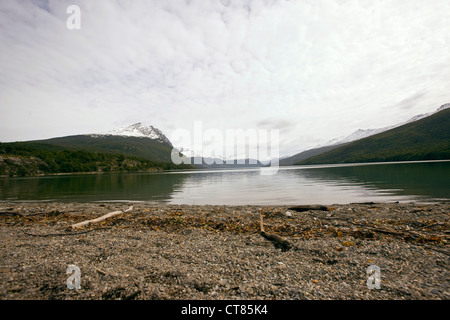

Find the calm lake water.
[{"left": 0, "top": 161, "right": 449, "bottom": 205}]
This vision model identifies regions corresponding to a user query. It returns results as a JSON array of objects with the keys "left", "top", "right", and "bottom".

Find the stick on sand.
[{"left": 71, "top": 206, "right": 133, "bottom": 229}]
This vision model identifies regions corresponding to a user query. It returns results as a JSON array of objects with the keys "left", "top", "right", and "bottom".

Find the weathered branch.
[
  {"left": 288, "top": 205, "right": 329, "bottom": 212},
  {"left": 259, "top": 213, "right": 292, "bottom": 251},
  {"left": 71, "top": 206, "right": 133, "bottom": 229}
]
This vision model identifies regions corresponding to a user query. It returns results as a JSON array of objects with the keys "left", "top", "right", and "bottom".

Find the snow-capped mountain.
[
  {"left": 320, "top": 103, "right": 450, "bottom": 147},
  {"left": 321, "top": 127, "right": 393, "bottom": 147},
  {"left": 91, "top": 123, "right": 172, "bottom": 146}
]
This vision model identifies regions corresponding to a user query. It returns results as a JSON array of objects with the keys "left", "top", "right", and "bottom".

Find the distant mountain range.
[
  {"left": 1, "top": 103, "right": 449, "bottom": 176},
  {"left": 317, "top": 103, "right": 450, "bottom": 148},
  {"left": 279, "top": 144, "right": 345, "bottom": 166},
  {"left": 190, "top": 156, "right": 264, "bottom": 168},
  {"left": 285, "top": 104, "right": 450, "bottom": 165}
]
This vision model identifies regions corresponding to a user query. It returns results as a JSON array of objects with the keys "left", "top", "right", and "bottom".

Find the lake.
[{"left": 0, "top": 161, "right": 449, "bottom": 205}]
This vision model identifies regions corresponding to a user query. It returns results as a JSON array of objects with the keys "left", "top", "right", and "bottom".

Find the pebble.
[{"left": 0, "top": 201, "right": 448, "bottom": 300}]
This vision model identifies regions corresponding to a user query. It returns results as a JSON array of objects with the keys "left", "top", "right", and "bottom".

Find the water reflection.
[
  {"left": 0, "top": 161, "right": 448, "bottom": 204},
  {"left": 169, "top": 165, "right": 413, "bottom": 205},
  {"left": 0, "top": 172, "right": 188, "bottom": 202},
  {"left": 294, "top": 161, "right": 450, "bottom": 201}
]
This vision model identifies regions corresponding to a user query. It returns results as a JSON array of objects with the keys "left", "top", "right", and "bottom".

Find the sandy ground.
[{"left": 0, "top": 201, "right": 448, "bottom": 300}]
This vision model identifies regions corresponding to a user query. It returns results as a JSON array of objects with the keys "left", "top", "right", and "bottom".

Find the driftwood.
[
  {"left": 305, "top": 211, "right": 450, "bottom": 247},
  {"left": 259, "top": 214, "right": 292, "bottom": 251},
  {"left": 288, "top": 205, "right": 329, "bottom": 212},
  {"left": 71, "top": 206, "right": 133, "bottom": 229}
]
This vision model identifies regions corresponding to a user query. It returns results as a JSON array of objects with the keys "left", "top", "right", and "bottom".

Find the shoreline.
[
  {"left": 1, "top": 201, "right": 448, "bottom": 300},
  {"left": 1, "top": 158, "right": 449, "bottom": 178},
  {"left": 0, "top": 169, "right": 164, "bottom": 178}
]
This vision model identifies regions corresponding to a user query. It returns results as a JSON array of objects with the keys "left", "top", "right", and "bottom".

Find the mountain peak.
[
  {"left": 437, "top": 103, "right": 450, "bottom": 112},
  {"left": 105, "top": 123, "right": 172, "bottom": 146}
]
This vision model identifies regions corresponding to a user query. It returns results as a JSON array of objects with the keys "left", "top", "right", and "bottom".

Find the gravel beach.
[{"left": 0, "top": 201, "right": 448, "bottom": 300}]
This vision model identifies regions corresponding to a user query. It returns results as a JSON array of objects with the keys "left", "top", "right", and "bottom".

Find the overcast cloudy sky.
[{"left": 1, "top": 0, "right": 450, "bottom": 157}]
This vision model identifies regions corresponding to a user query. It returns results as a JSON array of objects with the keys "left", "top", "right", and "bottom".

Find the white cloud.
[{"left": 1, "top": 0, "right": 450, "bottom": 157}]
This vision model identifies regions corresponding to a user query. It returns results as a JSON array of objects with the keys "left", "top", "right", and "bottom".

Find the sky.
[{"left": 1, "top": 0, "right": 450, "bottom": 158}]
